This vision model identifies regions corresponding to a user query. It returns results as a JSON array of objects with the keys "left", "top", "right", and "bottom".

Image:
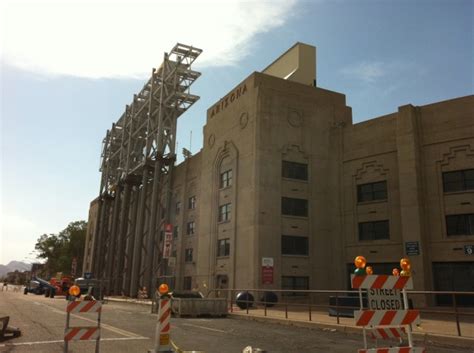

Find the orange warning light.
[
  {"left": 354, "top": 256, "right": 367, "bottom": 269},
  {"left": 400, "top": 258, "right": 411, "bottom": 271},
  {"left": 366, "top": 266, "right": 373, "bottom": 275},
  {"left": 392, "top": 268, "right": 400, "bottom": 276},
  {"left": 158, "top": 283, "right": 169, "bottom": 295},
  {"left": 69, "top": 285, "right": 81, "bottom": 297}
]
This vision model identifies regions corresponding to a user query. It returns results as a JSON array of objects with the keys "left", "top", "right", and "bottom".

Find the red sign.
[{"left": 262, "top": 266, "right": 273, "bottom": 284}]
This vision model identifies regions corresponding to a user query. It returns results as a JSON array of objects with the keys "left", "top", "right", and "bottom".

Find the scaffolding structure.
[{"left": 91, "top": 43, "right": 202, "bottom": 297}]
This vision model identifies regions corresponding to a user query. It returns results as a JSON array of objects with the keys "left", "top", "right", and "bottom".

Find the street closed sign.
[{"left": 368, "top": 288, "right": 402, "bottom": 310}]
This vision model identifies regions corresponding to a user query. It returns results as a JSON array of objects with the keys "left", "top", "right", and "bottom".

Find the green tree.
[{"left": 34, "top": 221, "right": 87, "bottom": 278}]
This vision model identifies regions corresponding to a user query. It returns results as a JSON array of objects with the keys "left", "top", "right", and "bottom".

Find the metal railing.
[{"left": 206, "top": 288, "right": 474, "bottom": 338}]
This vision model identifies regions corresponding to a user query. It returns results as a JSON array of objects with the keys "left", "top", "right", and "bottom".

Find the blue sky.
[{"left": 1, "top": 0, "right": 472, "bottom": 264}]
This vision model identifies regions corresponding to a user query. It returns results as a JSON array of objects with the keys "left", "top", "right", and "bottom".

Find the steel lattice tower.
[{"left": 91, "top": 43, "right": 202, "bottom": 297}]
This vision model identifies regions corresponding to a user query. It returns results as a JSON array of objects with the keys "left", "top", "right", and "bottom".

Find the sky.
[{"left": 0, "top": 0, "right": 472, "bottom": 265}]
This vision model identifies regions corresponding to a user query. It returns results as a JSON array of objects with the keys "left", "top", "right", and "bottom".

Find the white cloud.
[
  {"left": 0, "top": 0, "right": 297, "bottom": 78},
  {"left": 340, "top": 61, "right": 386, "bottom": 83}
]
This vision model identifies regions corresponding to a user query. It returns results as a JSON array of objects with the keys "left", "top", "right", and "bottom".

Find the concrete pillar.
[
  {"left": 114, "top": 182, "right": 132, "bottom": 294},
  {"left": 130, "top": 169, "right": 150, "bottom": 297},
  {"left": 105, "top": 185, "right": 123, "bottom": 294},
  {"left": 144, "top": 159, "right": 162, "bottom": 294},
  {"left": 124, "top": 186, "right": 140, "bottom": 295},
  {"left": 396, "top": 104, "right": 430, "bottom": 300}
]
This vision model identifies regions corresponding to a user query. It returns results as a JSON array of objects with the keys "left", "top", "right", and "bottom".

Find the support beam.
[
  {"left": 114, "top": 181, "right": 132, "bottom": 294},
  {"left": 130, "top": 170, "right": 150, "bottom": 297},
  {"left": 105, "top": 185, "right": 123, "bottom": 294},
  {"left": 124, "top": 185, "right": 140, "bottom": 295}
]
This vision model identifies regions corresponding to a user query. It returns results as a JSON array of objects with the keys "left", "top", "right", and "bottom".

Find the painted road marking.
[
  {"left": 32, "top": 301, "right": 142, "bottom": 338},
  {"left": 0, "top": 336, "right": 149, "bottom": 347},
  {"left": 181, "top": 323, "right": 227, "bottom": 333}
]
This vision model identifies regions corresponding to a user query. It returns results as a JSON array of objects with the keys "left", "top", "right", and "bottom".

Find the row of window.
[
  {"left": 181, "top": 214, "right": 473, "bottom": 266},
  {"left": 358, "top": 214, "right": 474, "bottom": 241},
  {"left": 356, "top": 168, "right": 473, "bottom": 204},
  {"left": 184, "top": 238, "right": 231, "bottom": 263}
]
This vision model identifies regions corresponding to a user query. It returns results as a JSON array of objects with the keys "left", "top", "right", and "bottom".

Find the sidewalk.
[{"left": 229, "top": 305, "right": 474, "bottom": 348}]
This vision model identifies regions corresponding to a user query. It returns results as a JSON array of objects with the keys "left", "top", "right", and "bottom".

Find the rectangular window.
[
  {"left": 443, "top": 169, "right": 474, "bottom": 192},
  {"left": 220, "top": 169, "right": 233, "bottom": 188},
  {"left": 173, "top": 226, "right": 179, "bottom": 238},
  {"left": 359, "top": 220, "right": 390, "bottom": 241},
  {"left": 188, "top": 196, "right": 196, "bottom": 209},
  {"left": 217, "top": 239, "right": 230, "bottom": 257},
  {"left": 357, "top": 181, "right": 387, "bottom": 202},
  {"left": 183, "top": 276, "right": 192, "bottom": 290},
  {"left": 187, "top": 221, "right": 195, "bottom": 235},
  {"left": 446, "top": 214, "right": 474, "bottom": 236},
  {"left": 281, "top": 276, "right": 309, "bottom": 296},
  {"left": 281, "top": 235, "right": 309, "bottom": 256},
  {"left": 185, "top": 248, "right": 193, "bottom": 262},
  {"left": 219, "top": 203, "right": 232, "bottom": 222},
  {"left": 176, "top": 201, "right": 181, "bottom": 215},
  {"left": 281, "top": 197, "right": 308, "bottom": 217},
  {"left": 282, "top": 161, "right": 308, "bottom": 181}
]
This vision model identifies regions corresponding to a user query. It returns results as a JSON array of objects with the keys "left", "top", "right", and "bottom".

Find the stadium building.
[{"left": 83, "top": 43, "right": 474, "bottom": 303}]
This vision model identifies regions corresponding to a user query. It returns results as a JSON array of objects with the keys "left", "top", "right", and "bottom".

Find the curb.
[{"left": 229, "top": 312, "right": 474, "bottom": 350}]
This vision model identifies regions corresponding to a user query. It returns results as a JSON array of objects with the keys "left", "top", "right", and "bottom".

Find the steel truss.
[{"left": 91, "top": 44, "right": 202, "bottom": 297}]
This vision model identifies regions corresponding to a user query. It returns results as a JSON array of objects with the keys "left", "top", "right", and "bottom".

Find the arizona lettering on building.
[{"left": 210, "top": 84, "right": 247, "bottom": 117}]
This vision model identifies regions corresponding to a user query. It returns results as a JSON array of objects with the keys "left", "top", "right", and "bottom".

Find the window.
[
  {"left": 185, "top": 248, "right": 193, "bottom": 262},
  {"left": 281, "top": 235, "right": 308, "bottom": 256},
  {"left": 282, "top": 161, "right": 308, "bottom": 181},
  {"left": 176, "top": 201, "right": 181, "bottom": 215},
  {"left": 446, "top": 214, "right": 474, "bottom": 236},
  {"left": 219, "top": 203, "right": 232, "bottom": 222},
  {"left": 217, "top": 239, "right": 230, "bottom": 257},
  {"left": 282, "top": 276, "right": 309, "bottom": 296},
  {"left": 281, "top": 197, "right": 308, "bottom": 217},
  {"left": 188, "top": 196, "right": 196, "bottom": 209},
  {"left": 183, "top": 276, "right": 192, "bottom": 290},
  {"left": 357, "top": 181, "right": 387, "bottom": 202},
  {"left": 173, "top": 226, "right": 179, "bottom": 238},
  {"left": 187, "top": 221, "right": 195, "bottom": 235},
  {"left": 220, "top": 169, "right": 233, "bottom": 188},
  {"left": 443, "top": 169, "right": 474, "bottom": 193},
  {"left": 359, "top": 220, "right": 390, "bottom": 241}
]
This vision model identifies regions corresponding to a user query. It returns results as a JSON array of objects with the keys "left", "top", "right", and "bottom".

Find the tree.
[{"left": 34, "top": 221, "right": 87, "bottom": 278}]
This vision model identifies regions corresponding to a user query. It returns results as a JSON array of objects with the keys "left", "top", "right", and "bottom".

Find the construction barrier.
[
  {"left": 354, "top": 309, "right": 420, "bottom": 326},
  {"left": 171, "top": 298, "right": 227, "bottom": 317},
  {"left": 351, "top": 275, "right": 413, "bottom": 290},
  {"left": 351, "top": 256, "right": 425, "bottom": 353},
  {"left": 358, "top": 348, "right": 426, "bottom": 353},
  {"left": 64, "top": 299, "right": 101, "bottom": 353},
  {"left": 370, "top": 327, "right": 406, "bottom": 340},
  {"left": 150, "top": 283, "right": 173, "bottom": 353}
]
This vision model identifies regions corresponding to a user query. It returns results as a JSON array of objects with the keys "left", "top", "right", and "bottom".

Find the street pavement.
[{"left": 0, "top": 289, "right": 472, "bottom": 353}]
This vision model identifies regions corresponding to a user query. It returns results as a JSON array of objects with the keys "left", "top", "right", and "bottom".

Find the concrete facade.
[{"left": 84, "top": 43, "right": 474, "bottom": 296}]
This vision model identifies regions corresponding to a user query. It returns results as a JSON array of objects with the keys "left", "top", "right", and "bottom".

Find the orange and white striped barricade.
[
  {"left": 64, "top": 300, "right": 102, "bottom": 353},
  {"left": 351, "top": 274, "right": 424, "bottom": 353},
  {"left": 369, "top": 326, "right": 406, "bottom": 340},
  {"left": 150, "top": 295, "right": 173, "bottom": 352}
]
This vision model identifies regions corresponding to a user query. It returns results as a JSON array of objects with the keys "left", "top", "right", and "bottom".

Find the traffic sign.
[
  {"left": 405, "top": 241, "right": 420, "bottom": 256},
  {"left": 367, "top": 288, "right": 402, "bottom": 310},
  {"left": 465, "top": 245, "right": 473, "bottom": 256}
]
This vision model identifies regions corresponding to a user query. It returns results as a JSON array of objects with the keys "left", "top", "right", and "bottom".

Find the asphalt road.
[{"left": 0, "top": 289, "right": 471, "bottom": 353}]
